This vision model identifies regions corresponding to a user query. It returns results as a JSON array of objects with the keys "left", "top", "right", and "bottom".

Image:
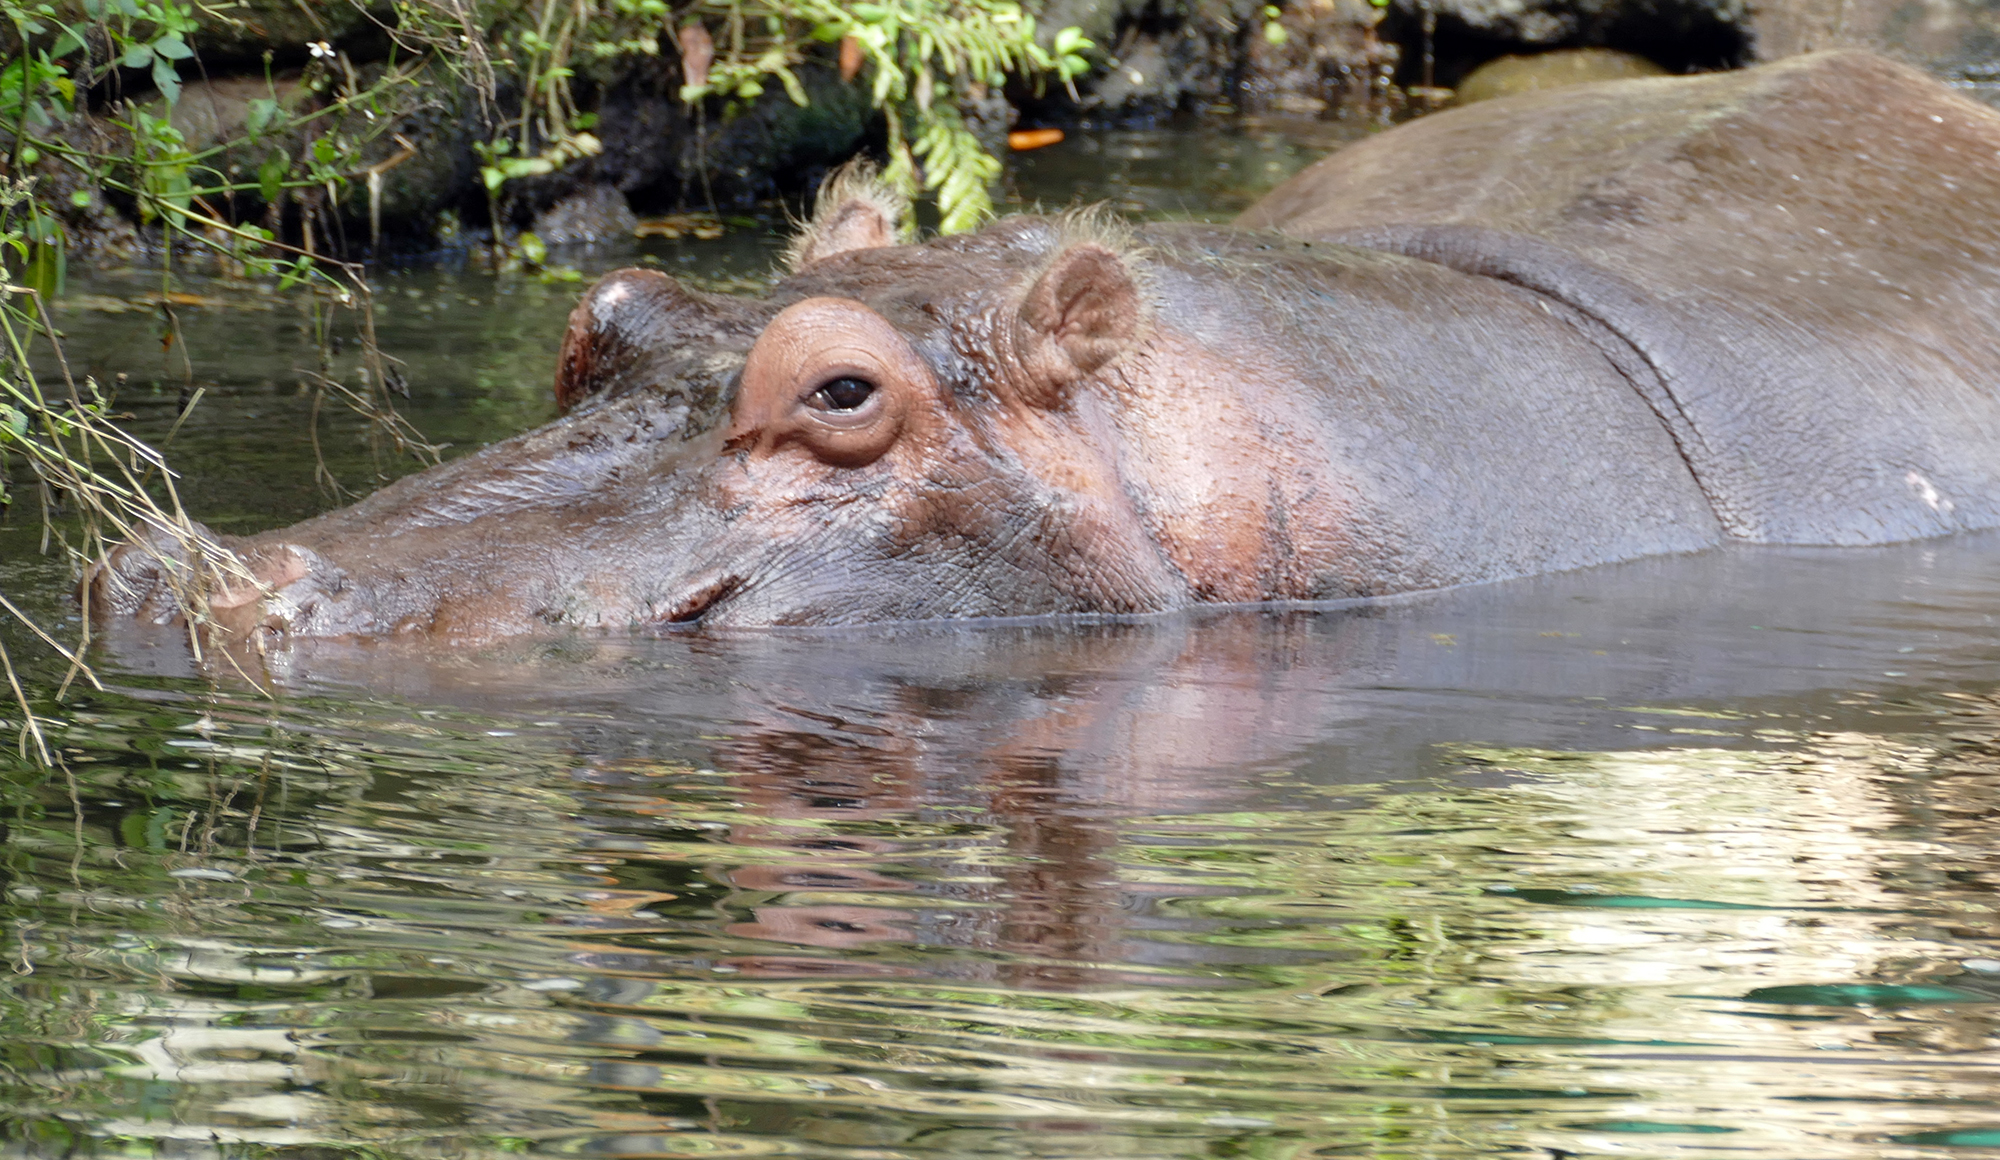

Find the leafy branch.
[{"left": 677, "top": 0, "right": 1091, "bottom": 232}]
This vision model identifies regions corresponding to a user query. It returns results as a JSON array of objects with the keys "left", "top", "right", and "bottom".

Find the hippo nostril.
[
  {"left": 249, "top": 622, "right": 286, "bottom": 657},
  {"left": 664, "top": 576, "right": 743, "bottom": 624}
]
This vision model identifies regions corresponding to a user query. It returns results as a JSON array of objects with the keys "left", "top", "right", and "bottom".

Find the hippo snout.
[
  {"left": 87, "top": 525, "right": 358, "bottom": 645},
  {"left": 88, "top": 520, "right": 219, "bottom": 625}
]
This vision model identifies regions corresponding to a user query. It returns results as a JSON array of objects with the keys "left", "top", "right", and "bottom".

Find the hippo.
[{"left": 92, "top": 50, "right": 2000, "bottom": 640}]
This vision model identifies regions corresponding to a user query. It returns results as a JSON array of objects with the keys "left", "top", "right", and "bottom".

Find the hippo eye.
[{"left": 806, "top": 376, "right": 876, "bottom": 413}]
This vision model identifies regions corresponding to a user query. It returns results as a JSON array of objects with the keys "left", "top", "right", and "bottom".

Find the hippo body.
[
  {"left": 1245, "top": 49, "right": 2000, "bottom": 545},
  {"left": 94, "top": 51, "right": 2000, "bottom": 638}
]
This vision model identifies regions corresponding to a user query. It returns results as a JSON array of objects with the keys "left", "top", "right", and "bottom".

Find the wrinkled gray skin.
[{"left": 93, "top": 51, "right": 2000, "bottom": 643}]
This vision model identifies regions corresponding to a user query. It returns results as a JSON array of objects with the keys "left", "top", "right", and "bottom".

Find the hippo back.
[{"left": 1243, "top": 51, "right": 2000, "bottom": 545}]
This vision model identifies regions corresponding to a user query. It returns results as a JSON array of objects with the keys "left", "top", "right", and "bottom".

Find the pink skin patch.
[{"left": 208, "top": 547, "right": 310, "bottom": 611}]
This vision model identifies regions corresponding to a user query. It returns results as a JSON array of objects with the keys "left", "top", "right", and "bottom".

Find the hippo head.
[{"left": 93, "top": 170, "right": 1209, "bottom": 641}]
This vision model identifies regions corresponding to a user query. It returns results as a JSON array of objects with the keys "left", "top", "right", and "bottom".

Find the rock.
[
  {"left": 163, "top": 75, "right": 310, "bottom": 151},
  {"left": 1034, "top": 0, "right": 1397, "bottom": 119},
  {"left": 1377, "top": 0, "right": 1750, "bottom": 84},
  {"left": 1028, "top": 0, "right": 1233, "bottom": 115},
  {"left": 348, "top": 64, "right": 485, "bottom": 244},
  {"left": 1241, "top": 0, "right": 1401, "bottom": 115},
  {"left": 1750, "top": 0, "right": 2000, "bottom": 80},
  {"left": 1455, "top": 47, "right": 1667, "bottom": 103},
  {"left": 669, "top": 62, "right": 876, "bottom": 208},
  {"left": 27, "top": 115, "right": 142, "bottom": 261},
  {"left": 1083, "top": 35, "right": 1183, "bottom": 110},
  {"left": 531, "top": 185, "right": 638, "bottom": 245},
  {"left": 511, "top": 56, "right": 873, "bottom": 218},
  {"left": 1035, "top": 0, "right": 1131, "bottom": 57},
  {"left": 961, "top": 83, "right": 1018, "bottom": 158}
]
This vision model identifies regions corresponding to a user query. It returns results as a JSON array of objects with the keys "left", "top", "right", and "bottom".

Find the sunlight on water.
[{"left": 8, "top": 574, "right": 2000, "bottom": 1158}]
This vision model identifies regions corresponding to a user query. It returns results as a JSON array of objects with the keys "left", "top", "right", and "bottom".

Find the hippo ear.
[
  {"left": 785, "top": 162, "right": 911, "bottom": 270},
  {"left": 1013, "top": 242, "right": 1144, "bottom": 405},
  {"left": 556, "top": 268, "right": 721, "bottom": 410}
]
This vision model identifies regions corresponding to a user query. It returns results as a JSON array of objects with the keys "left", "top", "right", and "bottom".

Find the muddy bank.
[
  {"left": 1052, "top": 0, "right": 2000, "bottom": 118},
  {"left": 23, "top": 0, "right": 2000, "bottom": 261},
  {"left": 23, "top": 43, "right": 875, "bottom": 261}
]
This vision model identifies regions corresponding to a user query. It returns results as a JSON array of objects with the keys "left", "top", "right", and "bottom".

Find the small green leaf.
[
  {"left": 244, "top": 96, "right": 279, "bottom": 138},
  {"left": 69, "top": 189, "right": 91, "bottom": 208},
  {"left": 497, "top": 156, "right": 554, "bottom": 178},
  {"left": 121, "top": 43, "right": 154, "bottom": 69},
  {"left": 275, "top": 255, "right": 311, "bottom": 291},
  {"left": 150, "top": 55, "right": 179, "bottom": 103},
  {"left": 775, "top": 65, "right": 808, "bottom": 106},
  {"left": 1263, "top": 21, "right": 1288, "bottom": 44},
  {"left": 22, "top": 224, "right": 65, "bottom": 299},
  {"left": 162, "top": 170, "right": 192, "bottom": 213},
  {"left": 257, "top": 150, "right": 287, "bottom": 202},
  {"left": 151, "top": 33, "right": 192, "bottom": 60}
]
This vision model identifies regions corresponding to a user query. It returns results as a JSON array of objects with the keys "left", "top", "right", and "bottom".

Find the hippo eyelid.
[{"left": 732, "top": 296, "right": 928, "bottom": 467}]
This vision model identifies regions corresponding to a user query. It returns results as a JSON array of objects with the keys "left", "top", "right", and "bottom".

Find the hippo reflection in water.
[{"left": 93, "top": 51, "right": 2000, "bottom": 640}]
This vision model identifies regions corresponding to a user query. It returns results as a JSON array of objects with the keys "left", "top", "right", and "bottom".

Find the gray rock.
[
  {"left": 1379, "top": 0, "right": 1751, "bottom": 84},
  {"left": 1046, "top": 0, "right": 1398, "bottom": 116},
  {"left": 531, "top": 185, "right": 638, "bottom": 245},
  {"left": 1750, "top": 0, "right": 2000, "bottom": 79},
  {"left": 1455, "top": 46, "right": 1667, "bottom": 102},
  {"left": 162, "top": 75, "right": 310, "bottom": 151}
]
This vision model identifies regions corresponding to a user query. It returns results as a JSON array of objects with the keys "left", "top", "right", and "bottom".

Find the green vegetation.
[
  {"left": 669, "top": 0, "right": 1090, "bottom": 232},
  {"left": 450, "top": 0, "right": 1090, "bottom": 232}
]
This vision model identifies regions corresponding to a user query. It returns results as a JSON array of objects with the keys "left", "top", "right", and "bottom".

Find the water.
[{"left": 9, "top": 123, "right": 2000, "bottom": 1159}]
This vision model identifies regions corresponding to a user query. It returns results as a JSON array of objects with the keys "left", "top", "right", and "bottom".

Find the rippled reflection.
[{"left": 7, "top": 535, "right": 2000, "bottom": 1158}]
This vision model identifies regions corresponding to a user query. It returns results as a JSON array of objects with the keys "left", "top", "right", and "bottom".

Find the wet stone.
[{"left": 532, "top": 186, "right": 642, "bottom": 247}]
